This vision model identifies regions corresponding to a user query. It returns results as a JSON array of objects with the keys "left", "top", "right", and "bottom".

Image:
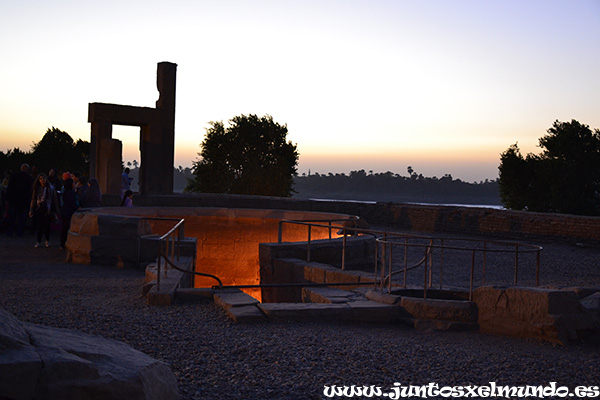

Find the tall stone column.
[{"left": 139, "top": 62, "right": 177, "bottom": 195}]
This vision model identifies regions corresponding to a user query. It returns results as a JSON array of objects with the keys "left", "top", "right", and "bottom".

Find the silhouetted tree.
[
  {"left": 0, "top": 148, "right": 32, "bottom": 174},
  {"left": 31, "top": 127, "right": 90, "bottom": 175},
  {"left": 498, "top": 120, "right": 600, "bottom": 215},
  {"left": 186, "top": 114, "right": 299, "bottom": 197}
]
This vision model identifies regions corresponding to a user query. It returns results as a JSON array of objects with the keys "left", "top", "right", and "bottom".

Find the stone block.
[
  {"left": 214, "top": 292, "right": 260, "bottom": 309},
  {"left": 400, "top": 296, "right": 478, "bottom": 323},
  {"left": 98, "top": 215, "right": 153, "bottom": 237},
  {"left": 226, "top": 305, "right": 266, "bottom": 323},
  {"left": 146, "top": 269, "right": 183, "bottom": 306},
  {"left": 302, "top": 287, "right": 364, "bottom": 304},
  {"left": 581, "top": 291, "right": 600, "bottom": 317},
  {"left": 272, "top": 259, "right": 294, "bottom": 283},
  {"left": 0, "top": 309, "right": 42, "bottom": 400},
  {"left": 347, "top": 300, "right": 406, "bottom": 324},
  {"left": 325, "top": 269, "right": 361, "bottom": 288},
  {"left": 70, "top": 213, "right": 100, "bottom": 236},
  {"left": 303, "top": 263, "right": 327, "bottom": 283},
  {"left": 258, "top": 303, "right": 350, "bottom": 320},
  {"left": 65, "top": 233, "right": 92, "bottom": 264},
  {"left": 473, "top": 286, "right": 596, "bottom": 344},
  {"left": 365, "top": 289, "right": 402, "bottom": 305},
  {"left": 0, "top": 309, "right": 178, "bottom": 399}
]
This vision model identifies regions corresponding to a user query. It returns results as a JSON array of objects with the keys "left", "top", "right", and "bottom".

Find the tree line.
[
  {"left": 498, "top": 119, "right": 600, "bottom": 216},
  {"left": 0, "top": 127, "right": 89, "bottom": 178},
  {"left": 4, "top": 118, "right": 598, "bottom": 215},
  {"left": 293, "top": 169, "right": 500, "bottom": 205}
]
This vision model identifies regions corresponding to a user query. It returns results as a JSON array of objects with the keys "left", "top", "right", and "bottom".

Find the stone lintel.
[{"left": 88, "top": 102, "right": 156, "bottom": 126}]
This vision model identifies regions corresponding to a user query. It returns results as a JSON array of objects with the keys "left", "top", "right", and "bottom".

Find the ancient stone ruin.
[
  {"left": 0, "top": 308, "right": 179, "bottom": 399},
  {"left": 88, "top": 62, "right": 177, "bottom": 195}
]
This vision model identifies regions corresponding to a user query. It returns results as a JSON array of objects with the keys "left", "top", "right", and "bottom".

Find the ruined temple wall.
[{"left": 102, "top": 193, "right": 600, "bottom": 244}]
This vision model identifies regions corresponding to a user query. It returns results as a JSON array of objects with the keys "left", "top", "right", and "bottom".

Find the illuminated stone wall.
[
  {"left": 109, "top": 194, "right": 600, "bottom": 243},
  {"left": 67, "top": 207, "right": 357, "bottom": 299}
]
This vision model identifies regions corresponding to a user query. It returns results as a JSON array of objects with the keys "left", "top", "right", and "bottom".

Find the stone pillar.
[
  {"left": 143, "top": 62, "right": 176, "bottom": 195},
  {"left": 97, "top": 138, "right": 122, "bottom": 196}
]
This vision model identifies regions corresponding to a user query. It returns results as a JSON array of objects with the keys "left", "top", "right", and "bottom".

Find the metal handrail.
[
  {"left": 157, "top": 245, "right": 223, "bottom": 288},
  {"left": 376, "top": 236, "right": 543, "bottom": 300},
  {"left": 278, "top": 218, "right": 430, "bottom": 269},
  {"left": 277, "top": 219, "right": 543, "bottom": 301},
  {"left": 151, "top": 217, "right": 185, "bottom": 291},
  {"left": 149, "top": 217, "right": 225, "bottom": 290}
]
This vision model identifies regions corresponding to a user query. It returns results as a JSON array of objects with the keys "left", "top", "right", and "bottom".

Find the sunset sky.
[{"left": 1, "top": 0, "right": 599, "bottom": 182}]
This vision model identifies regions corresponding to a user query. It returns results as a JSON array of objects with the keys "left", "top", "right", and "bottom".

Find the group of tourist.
[{"left": 0, "top": 164, "right": 111, "bottom": 249}]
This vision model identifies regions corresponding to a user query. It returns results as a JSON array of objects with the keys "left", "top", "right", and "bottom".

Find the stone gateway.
[{"left": 88, "top": 62, "right": 177, "bottom": 195}]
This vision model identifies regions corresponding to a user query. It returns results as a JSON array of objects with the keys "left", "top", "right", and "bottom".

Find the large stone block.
[
  {"left": 473, "top": 286, "right": 595, "bottom": 344},
  {"left": 302, "top": 287, "right": 364, "bottom": 304},
  {"left": 258, "top": 303, "right": 350, "bottom": 320},
  {"left": 400, "top": 296, "right": 477, "bottom": 323},
  {"left": 97, "top": 215, "right": 153, "bottom": 237},
  {"left": 0, "top": 309, "right": 179, "bottom": 400},
  {"left": 0, "top": 309, "right": 43, "bottom": 400},
  {"left": 214, "top": 291, "right": 260, "bottom": 309},
  {"left": 347, "top": 301, "right": 406, "bottom": 324}
]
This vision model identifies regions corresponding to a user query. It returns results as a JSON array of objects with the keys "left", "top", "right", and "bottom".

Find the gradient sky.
[{"left": 1, "top": 0, "right": 599, "bottom": 182}]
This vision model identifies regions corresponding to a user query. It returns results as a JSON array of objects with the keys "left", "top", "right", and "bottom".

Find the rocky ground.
[{"left": 1, "top": 230, "right": 599, "bottom": 400}]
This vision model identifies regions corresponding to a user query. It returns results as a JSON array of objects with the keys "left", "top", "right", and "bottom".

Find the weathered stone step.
[{"left": 302, "top": 287, "right": 366, "bottom": 304}]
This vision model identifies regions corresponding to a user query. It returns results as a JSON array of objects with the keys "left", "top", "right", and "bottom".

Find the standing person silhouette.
[
  {"left": 5, "top": 163, "right": 34, "bottom": 237},
  {"left": 121, "top": 167, "right": 133, "bottom": 199},
  {"left": 59, "top": 178, "right": 78, "bottom": 249},
  {"left": 29, "top": 173, "right": 59, "bottom": 247}
]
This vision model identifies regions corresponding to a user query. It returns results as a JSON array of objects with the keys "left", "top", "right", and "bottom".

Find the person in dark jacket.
[
  {"left": 79, "top": 178, "right": 102, "bottom": 208},
  {"left": 5, "top": 163, "right": 34, "bottom": 236},
  {"left": 59, "top": 178, "right": 78, "bottom": 249},
  {"left": 29, "top": 173, "right": 59, "bottom": 247}
]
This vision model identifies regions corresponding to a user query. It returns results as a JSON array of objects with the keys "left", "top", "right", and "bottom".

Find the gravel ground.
[{"left": 1, "top": 230, "right": 599, "bottom": 400}]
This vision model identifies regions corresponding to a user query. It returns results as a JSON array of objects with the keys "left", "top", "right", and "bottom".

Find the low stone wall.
[
  {"left": 259, "top": 236, "right": 376, "bottom": 302},
  {"left": 473, "top": 286, "right": 597, "bottom": 344},
  {"left": 103, "top": 193, "right": 600, "bottom": 243},
  {"left": 257, "top": 241, "right": 600, "bottom": 343},
  {"left": 68, "top": 206, "right": 358, "bottom": 301},
  {"left": 66, "top": 212, "right": 160, "bottom": 267}
]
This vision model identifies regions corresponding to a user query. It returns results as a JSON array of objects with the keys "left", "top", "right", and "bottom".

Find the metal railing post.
[
  {"left": 157, "top": 243, "right": 162, "bottom": 290},
  {"left": 469, "top": 250, "right": 475, "bottom": 301},
  {"left": 388, "top": 242, "right": 393, "bottom": 294},
  {"left": 278, "top": 221, "right": 283, "bottom": 243},
  {"left": 514, "top": 243, "right": 519, "bottom": 285},
  {"left": 439, "top": 238, "right": 444, "bottom": 289},
  {"left": 428, "top": 244, "right": 432, "bottom": 289},
  {"left": 536, "top": 249, "right": 540, "bottom": 286},
  {"left": 374, "top": 239, "right": 379, "bottom": 290},
  {"left": 423, "top": 246, "right": 428, "bottom": 299},
  {"left": 380, "top": 234, "right": 387, "bottom": 291},
  {"left": 307, "top": 225, "right": 312, "bottom": 262},
  {"left": 403, "top": 238, "right": 408, "bottom": 288},
  {"left": 342, "top": 230, "right": 347, "bottom": 271},
  {"left": 482, "top": 240, "right": 487, "bottom": 286}
]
